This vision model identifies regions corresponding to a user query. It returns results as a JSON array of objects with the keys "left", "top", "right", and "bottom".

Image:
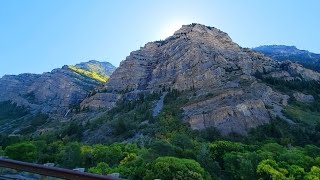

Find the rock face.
[
  {"left": 0, "top": 61, "right": 116, "bottom": 117},
  {"left": 84, "top": 23, "right": 319, "bottom": 135},
  {"left": 105, "top": 24, "right": 275, "bottom": 93},
  {"left": 293, "top": 92, "right": 315, "bottom": 103}
]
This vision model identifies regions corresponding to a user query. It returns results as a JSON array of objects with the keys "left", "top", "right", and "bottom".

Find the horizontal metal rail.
[{"left": 0, "top": 158, "right": 122, "bottom": 180}]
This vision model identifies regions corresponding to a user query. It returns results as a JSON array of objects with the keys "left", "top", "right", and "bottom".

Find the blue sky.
[{"left": 0, "top": 0, "right": 319, "bottom": 77}]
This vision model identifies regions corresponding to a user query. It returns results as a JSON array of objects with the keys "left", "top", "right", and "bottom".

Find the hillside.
[{"left": 0, "top": 60, "right": 115, "bottom": 133}]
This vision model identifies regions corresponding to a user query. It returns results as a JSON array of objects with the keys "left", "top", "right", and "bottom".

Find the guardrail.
[{"left": 0, "top": 158, "right": 122, "bottom": 180}]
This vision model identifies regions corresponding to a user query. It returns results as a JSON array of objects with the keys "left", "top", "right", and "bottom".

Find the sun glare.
[{"left": 159, "top": 21, "right": 187, "bottom": 40}]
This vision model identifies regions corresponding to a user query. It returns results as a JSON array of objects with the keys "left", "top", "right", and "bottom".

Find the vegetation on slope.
[
  {"left": 68, "top": 65, "right": 109, "bottom": 83},
  {"left": 255, "top": 72, "right": 320, "bottom": 127},
  {"left": 1, "top": 87, "right": 320, "bottom": 179},
  {"left": 0, "top": 101, "right": 29, "bottom": 122}
]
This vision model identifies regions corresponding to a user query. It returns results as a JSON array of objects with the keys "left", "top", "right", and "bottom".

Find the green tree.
[
  {"left": 0, "top": 146, "right": 5, "bottom": 156},
  {"left": 57, "top": 142, "right": 82, "bottom": 168},
  {"left": 145, "top": 156, "right": 207, "bottom": 180},
  {"left": 197, "top": 144, "right": 221, "bottom": 179},
  {"left": 88, "top": 162, "right": 110, "bottom": 175},
  {"left": 278, "top": 149, "right": 314, "bottom": 170},
  {"left": 5, "top": 142, "right": 37, "bottom": 162},
  {"left": 304, "top": 166, "right": 320, "bottom": 180},
  {"left": 169, "top": 133, "right": 193, "bottom": 150},
  {"left": 257, "top": 159, "right": 290, "bottom": 180},
  {"left": 223, "top": 152, "right": 261, "bottom": 180},
  {"left": 92, "top": 144, "right": 124, "bottom": 166},
  {"left": 287, "top": 165, "right": 305, "bottom": 180}
]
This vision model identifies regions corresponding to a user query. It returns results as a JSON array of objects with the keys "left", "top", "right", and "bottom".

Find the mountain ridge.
[{"left": 253, "top": 45, "right": 320, "bottom": 72}]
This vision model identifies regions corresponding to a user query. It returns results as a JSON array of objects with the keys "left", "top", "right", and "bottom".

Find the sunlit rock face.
[
  {"left": 106, "top": 23, "right": 274, "bottom": 93},
  {"left": 84, "top": 23, "right": 320, "bottom": 135}
]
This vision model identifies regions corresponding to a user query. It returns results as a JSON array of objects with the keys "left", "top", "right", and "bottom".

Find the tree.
[
  {"left": 92, "top": 144, "right": 124, "bottom": 167},
  {"left": 5, "top": 142, "right": 37, "bottom": 162},
  {"left": 278, "top": 149, "right": 314, "bottom": 170},
  {"left": 287, "top": 165, "right": 305, "bottom": 180},
  {"left": 57, "top": 142, "right": 82, "bottom": 168},
  {"left": 257, "top": 159, "right": 290, "bottom": 180},
  {"left": 88, "top": 162, "right": 110, "bottom": 175},
  {"left": 304, "top": 166, "right": 320, "bottom": 180},
  {"left": 197, "top": 144, "right": 221, "bottom": 179},
  {"left": 169, "top": 133, "right": 193, "bottom": 150},
  {"left": 145, "top": 156, "right": 207, "bottom": 180},
  {"left": 223, "top": 152, "right": 261, "bottom": 180},
  {"left": 0, "top": 146, "right": 5, "bottom": 156}
]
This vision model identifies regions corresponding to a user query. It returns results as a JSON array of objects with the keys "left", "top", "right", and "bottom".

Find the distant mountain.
[
  {"left": 253, "top": 45, "right": 320, "bottom": 72},
  {"left": 0, "top": 60, "right": 115, "bottom": 133}
]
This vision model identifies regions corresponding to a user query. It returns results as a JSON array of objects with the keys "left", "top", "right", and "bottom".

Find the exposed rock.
[
  {"left": 152, "top": 92, "right": 167, "bottom": 117},
  {"left": 80, "top": 93, "right": 120, "bottom": 110},
  {"left": 293, "top": 92, "right": 315, "bottom": 103},
  {"left": 280, "top": 61, "right": 320, "bottom": 81}
]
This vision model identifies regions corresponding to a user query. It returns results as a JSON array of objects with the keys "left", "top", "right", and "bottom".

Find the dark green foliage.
[
  {"left": 30, "top": 114, "right": 48, "bottom": 126},
  {"left": 61, "top": 121, "right": 84, "bottom": 140},
  {"left": 57, "top": 142, "right": 82, "bottom": 168},
  {"left": 0, "top": 101, "right": 29, "bottom": 121},
  {"left": 259, "top": 76, "right": 320, "bottom": 96},
  {"left": 145, "top": 156, "right": 207, "bottom": 180},
  {"left": 5, "top": 142, "right": 37, "bottom": 162}
]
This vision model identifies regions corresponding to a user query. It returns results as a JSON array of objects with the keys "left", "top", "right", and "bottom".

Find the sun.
[{"left": 159, "top": 21, "right": 187, "bottom": 39}]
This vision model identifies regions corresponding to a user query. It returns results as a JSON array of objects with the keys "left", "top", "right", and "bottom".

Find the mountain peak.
[
  {"left": 147, "top": 23, "right": 240, "bottom": 54},
  {"left": 74, "top": 60, "right": 116, "bottom": 76},
  {"left": 174, "top": 23, "right": 220, "bottom": 35}
]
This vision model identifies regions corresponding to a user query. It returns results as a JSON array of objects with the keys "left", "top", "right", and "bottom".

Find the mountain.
[
  {"left": 253, "top": 45, "right": 320, "bottom": 72},
  {"left": 82, "top": 23, "right": 320, "bottom": 138},
  {"left": 1, "top": 24, "right": 320, "bottom": 180},
  {"left": 1, "top": 24, "right": 320, "bottom": 137},
  {"left": 74, "top": 60, "right": 115, "bottom": 78},
  {"left": 0, "top": 60, "right": 115, "bottom": 133}
]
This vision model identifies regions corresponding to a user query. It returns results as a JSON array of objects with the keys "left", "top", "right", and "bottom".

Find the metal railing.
[{"left": 0, "top": 158, "right": 122, "bottom": 180}]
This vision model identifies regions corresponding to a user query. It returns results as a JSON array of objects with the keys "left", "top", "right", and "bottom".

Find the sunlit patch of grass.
[{"left": 68, "top": 65, "right": 109, "bottom": 83}]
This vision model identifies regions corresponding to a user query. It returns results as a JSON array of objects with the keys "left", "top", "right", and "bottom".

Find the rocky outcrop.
[
  {"left": 280, "top": 61, "right": 320, "bottom": 81},
  {"left": 182, "top": 82, "right": 289, "bottom": 135},
  {"left": 293, "top": 92, "right": 315, "bottom": 103},
  {"left": 80, "top": 93, "right": 120, "bottom": 110}
]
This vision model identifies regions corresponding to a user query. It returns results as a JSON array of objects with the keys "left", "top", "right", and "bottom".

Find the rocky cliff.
[{"left": 84, "top": 23, "right": 320, "bottom": 135}]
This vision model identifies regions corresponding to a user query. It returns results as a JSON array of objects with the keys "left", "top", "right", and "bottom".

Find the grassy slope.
[{"left": 68, "top": 65, "right": 109, "bottom": 83}]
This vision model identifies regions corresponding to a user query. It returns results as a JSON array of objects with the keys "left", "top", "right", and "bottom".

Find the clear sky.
[{"left": 0, "top": 0, "right": 319, "bottom": 77}]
